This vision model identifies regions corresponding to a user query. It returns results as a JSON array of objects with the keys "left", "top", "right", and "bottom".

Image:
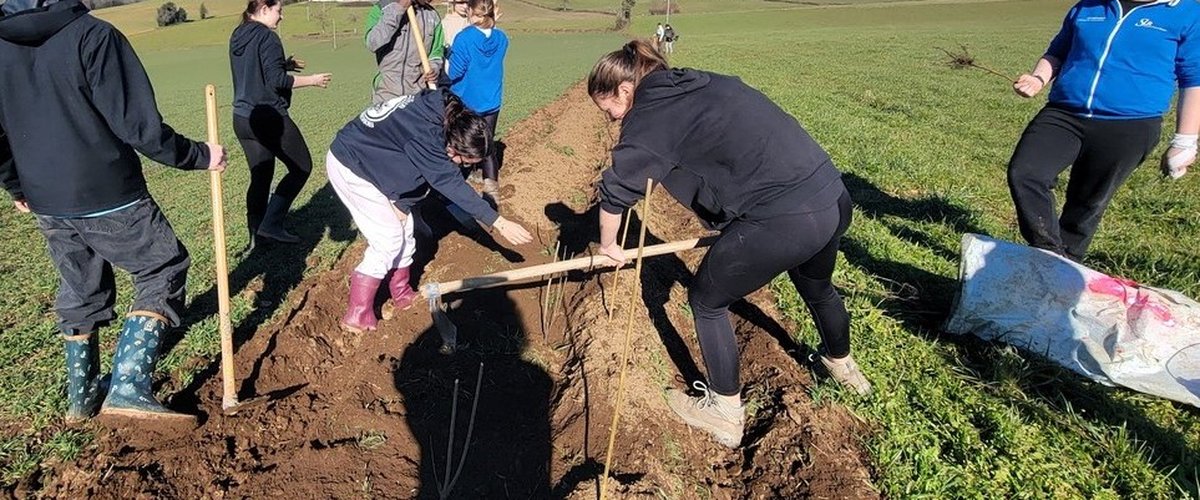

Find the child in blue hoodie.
[
  {"left": 1007, "top": 0, "right": 1200, "bottom": 262},
  {"left": 448, "top": 0, "right": 507, "bottom": 205}
]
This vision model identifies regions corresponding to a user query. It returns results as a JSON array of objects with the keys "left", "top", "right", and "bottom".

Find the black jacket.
[
  {"left": 599, "top": 69, "right": 843, "bottom": 229},
  {"left": 0, "top": 0, "right": 209, "bottom": 216},
  {"left": 329, "top": 89, "right": 499, "bottom": 226},
  {"left": 229, "top": 21, "right": 293, "bottom": 118}
]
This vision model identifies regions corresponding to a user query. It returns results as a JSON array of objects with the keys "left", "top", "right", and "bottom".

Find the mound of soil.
[{"left": 20, "top": 82, "right": 877, "bottom": 499}]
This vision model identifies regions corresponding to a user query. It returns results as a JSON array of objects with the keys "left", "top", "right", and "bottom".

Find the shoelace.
[{"left": 691, "top": 380, "right": 716, "bottom": 409}]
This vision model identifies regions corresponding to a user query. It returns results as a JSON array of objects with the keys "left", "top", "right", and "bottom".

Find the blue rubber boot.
[
  {"left": 63, "top": 331, "right": 108, "bottom": 423},
  {"left": 99, "top": 312, "right": 195, "bottom": 422}
]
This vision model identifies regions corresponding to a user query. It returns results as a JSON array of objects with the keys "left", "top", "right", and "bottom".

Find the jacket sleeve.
[
  {"left": 367, "top": 3, "right": 403, "bottom": 52},
  {"left": 448, "top": 31, "right": 469, "bottom": 81},
  {"left": 0, "top": 125, "right": 21, "bottom": 201},
  {"left": 1177, "top": 20, "right": 1200, "bottom": 88},
  {"left": 598, "top": 143, "right": 670, "bottom": 215},
  {"left": 1044, "top": 4, "right": 1078, "bottom": 62},
  {"left": 260, "top": 31, "right": 295, "bottom": 91},
  {"left": 429, "top": 19, "right": 445, "bottom": 74},
  {"left": 83, "top": 26, "right": 209, "bottom": 170},
  {"left": 406, "top": 138, "right": 499, "bottom": 225}
]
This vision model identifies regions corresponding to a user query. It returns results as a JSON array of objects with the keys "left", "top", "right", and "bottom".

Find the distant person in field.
[
  {"left": 366, "top": 0, "right": 444, "bottom": 104},
  {"left": 440, "top": 0, "right": 471, "bottom": 78},
  {"left": 1007, "top": 0, "right": 1200, "bottom": 262},
  {"left": 663, "top": 23, "right": 676, "bottom": 54},
  {"left": 230, "top": 0, "right": 332, "bottom": 248},
  {"left": 325, "top": 89, "right": 532, "bottom": 333},
  {"left": 448, "top": 0, "right": 507, "bottom": 205},
  {"left": 655, "top": 22, "right": 664, "bottom": 52},
  {"left": 587, "top": 40, "right": 870, "bottom": 449},
  {"left": 0, "top": 0, "right": 227, "bottom": 423}
]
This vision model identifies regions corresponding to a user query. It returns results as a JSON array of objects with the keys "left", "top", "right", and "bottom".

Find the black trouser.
[
  {"left": 690, "top": 188, "right": 853, "bottom": 396},
  {"left": 34, "top": 198, "right": 191, "bottom": 334},
  {"left": 480, "top": 110, "right": 500, "bottom": 181},
  {"left": 233, "top": 109, "right": 313, "bottom": 233},
  {"left": 1007, "top": 106, "right": 1161, "bottom": 261}
]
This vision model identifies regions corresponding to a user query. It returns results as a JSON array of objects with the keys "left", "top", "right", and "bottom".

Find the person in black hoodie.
[
  {"left": 326, "top": 89, "right": 532, "bottom": 333},
  {"left": 588, "top": 40, "right": 870, "bottom": 448},
  {"left": 0, "top": 0, "right": 227, "bottom": 423},
  {"left": 230, "top": 0, "right": 332, "bottom": 246}
]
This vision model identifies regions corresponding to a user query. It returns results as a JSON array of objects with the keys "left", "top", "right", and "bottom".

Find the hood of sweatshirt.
[
  {"left": 230, "top": 20, "right": 270, "bottom": 57},
  {"left": 633, "top": 68, "right": 711, "bottom": 103},
  {"left": 471, "top": 26, "right": 504, "bottom": 58},
  {"left": 0, "top": 0, "right": 87, "bottom": 46}
]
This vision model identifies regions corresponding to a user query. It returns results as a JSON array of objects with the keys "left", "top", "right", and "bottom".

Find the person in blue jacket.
[
  {"left": 448, "top": 0, "right": 507, "bottom": 205},
  {"left": 326, "top": 89, "right": 532, "bottom": 333},
  {"left": 1008, "top": 0, "right": 1200, "bottom": 262}
]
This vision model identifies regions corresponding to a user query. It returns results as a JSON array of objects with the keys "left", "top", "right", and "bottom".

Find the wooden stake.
[
  {"left": 599, "top": 178, "right": 654, "bottom": 500},
  {"left": 607, "top": 209, "right": 633, "bottom": 321}
]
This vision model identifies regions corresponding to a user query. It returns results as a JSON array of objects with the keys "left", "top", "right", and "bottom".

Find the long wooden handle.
[
  {"left": 405, "top": 5, "right": 437, "bottom": 90},
  {"left": 425, "top": 235, "right": 717, "bottom": 297},
  {"left": 206, "top": 84, "right": 237, "bottom": 408}
]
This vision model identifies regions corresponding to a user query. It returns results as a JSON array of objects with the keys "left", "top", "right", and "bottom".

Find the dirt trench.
[{"left": 21, "top": 82, "right": 877, "bottom": 499}]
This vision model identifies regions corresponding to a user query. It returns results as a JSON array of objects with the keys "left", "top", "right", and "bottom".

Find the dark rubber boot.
[
  {"left": 63, "top": 331, "right": 108, "bottom": 423},
  {"left": 100, "top": 312, "right": 195, "bottom": 422},
  {"left": 341, "top": 271, "right": 382, "bottom": 333},
  {"left": 256, "top": 195, "right": 300, "bottom": 244}
]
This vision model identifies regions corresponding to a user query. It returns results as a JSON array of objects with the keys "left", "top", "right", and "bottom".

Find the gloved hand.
[{"left": 1162, "top": 133, "right": 1197, "bottom": 180}]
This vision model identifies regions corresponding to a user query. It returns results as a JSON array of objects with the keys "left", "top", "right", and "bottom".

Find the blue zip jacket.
[
  {"left": 448, "top": 26, "right": 507, "bottom": 114},
  {"left": 1045, "top": 0, "right": 1200, "bottom": 119},
  {"left": 329, "top": 89, "right": 499, "bottom": 225}
]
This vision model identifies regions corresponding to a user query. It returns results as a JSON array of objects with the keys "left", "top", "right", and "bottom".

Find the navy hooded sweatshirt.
[
  {"left": 329, "top": 89, "right": 499, "bottom": 226},
  {"left": 229, "top": 21, "right": 294, "bottom": 117},
  {"left": 0, "top": 0, "right": 210, "bottom": 216},
  {"left": 598, "top": 69, "right": 843, "bottom": 230}
]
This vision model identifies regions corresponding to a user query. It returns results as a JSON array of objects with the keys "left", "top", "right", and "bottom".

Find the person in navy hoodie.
[
  {"left": 1008, "top": 0, "right": 1200, "bottom": 262},
  {"left": 0, "top": 0, "right": 226, "bottom": 423},
  {"left": 448, "top": 0, "right": 507, "bottom": 205},
  {"left": 326, "top": 89, "right": 532, "bottom": 333}
]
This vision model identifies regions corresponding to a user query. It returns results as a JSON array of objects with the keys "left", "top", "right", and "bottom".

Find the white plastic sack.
[{"left": 944, "top": 233, "right": 1200, "bottom": 408}]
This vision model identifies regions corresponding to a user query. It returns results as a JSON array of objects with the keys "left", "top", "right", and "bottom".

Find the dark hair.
[
  {"left": 443, "top": 92, "right": 492, "bottom": 160},
  {"left": 242, "top": 0, "right": 279, "bottom": 24},
  {"left": 468, "top": 0, "right": 495, "bottom": 29},
  {"left": 587, "top": 39, "right": 669, "bottom": 98}
]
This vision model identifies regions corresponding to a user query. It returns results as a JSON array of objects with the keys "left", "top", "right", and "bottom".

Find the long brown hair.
[
  {"left": 443, "top": 92, "right": 492, "bottom": 159},
  {"left": 587, "top": 39, "right": 669, "bottom": 98}
]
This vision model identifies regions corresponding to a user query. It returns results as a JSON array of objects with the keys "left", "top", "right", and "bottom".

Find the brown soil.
[{"left": 18, "top": 83, "right": 877, "bottom": 499}]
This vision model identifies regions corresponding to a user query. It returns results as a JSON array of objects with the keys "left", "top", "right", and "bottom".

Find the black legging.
[
  {"left": 1007, "top": 106, "right": 1161, "bottom": 261},
  {"left": 689, "top": 188, "right": 852, "bottom": 396},
  {"left": 233, "top": 109, "right": 313, "bottom": 232},
  {"left": 480, "top": 110, "right": 499, "bottom": 181}
]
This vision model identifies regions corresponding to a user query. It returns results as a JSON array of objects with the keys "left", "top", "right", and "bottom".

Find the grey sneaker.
[
  {"left": 820, "top": 354, "right": 873, "bottom": 395},
  {"left": 665, "top": 381, "right": 744, "bottom": 448}
]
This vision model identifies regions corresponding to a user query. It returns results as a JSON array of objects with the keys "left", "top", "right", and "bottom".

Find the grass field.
[{"left": 3, "top": 0, "right": 1200, "bottom": 496}]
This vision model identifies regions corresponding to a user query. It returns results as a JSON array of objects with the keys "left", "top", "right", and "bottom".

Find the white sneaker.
[
  {"left": 665, "top": 381, "right": 744, "bottom": 448},
  {"left": 820, "top": 354, "right": 873, "bottom": 395}
]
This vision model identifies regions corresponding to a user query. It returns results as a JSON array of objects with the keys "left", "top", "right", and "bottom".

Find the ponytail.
[
  {"left": 468, "top": 0, "right": 496, "bottom": 29},
  {"left": 587, "top": 39, "right": 669, "bottom": 98},
  {"left": 443, "top": 92, "right": 492, "bottom": 160},
  {"left": 242, "top": 0, "right": 278, "bottom": 24}
]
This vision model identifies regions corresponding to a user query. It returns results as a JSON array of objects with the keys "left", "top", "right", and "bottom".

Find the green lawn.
[
  {"left": 3, "top": 0, "right": 1199, "bottom": 497},
  {"left": 647, "top": 0, "right": 1200, "bottom": 497}
]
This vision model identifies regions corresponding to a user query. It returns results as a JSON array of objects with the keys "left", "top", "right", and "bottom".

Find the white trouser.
[{"left": 326, "top": 151, "right": 416, "bottom": 279}]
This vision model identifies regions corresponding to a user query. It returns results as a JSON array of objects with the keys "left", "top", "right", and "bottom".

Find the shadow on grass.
[{"left": 841, "top": 172, "right": 1200, "bottom": 493}]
